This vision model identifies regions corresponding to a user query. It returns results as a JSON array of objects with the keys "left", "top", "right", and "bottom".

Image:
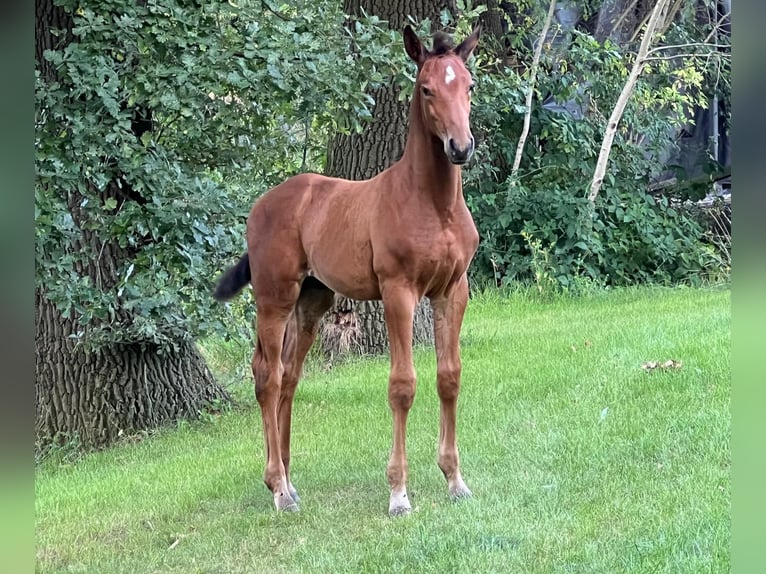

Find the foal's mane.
[{"left": 431, "top": 31, "right": 455, "bottom": 55}]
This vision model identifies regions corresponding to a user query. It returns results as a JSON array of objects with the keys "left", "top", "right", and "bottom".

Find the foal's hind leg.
[
  {"left": 279, "top": 314, "right": 300, "bottom": 502},
  {"left": 278, "top": 279, "right": 334, "bottom": 504},
  {"left": 430, "top": 274, "right": 472, "bottom": 500},
  {"left": 252, "top": 289, "right": 301, "bottom": 511}
]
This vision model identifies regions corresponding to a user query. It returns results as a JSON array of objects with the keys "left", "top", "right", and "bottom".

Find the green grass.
[{"left": 36, "top": 286, "right": 730, "bottom": 573}]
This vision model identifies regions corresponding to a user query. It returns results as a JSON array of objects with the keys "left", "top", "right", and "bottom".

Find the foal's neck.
[{"left": 398, "top": 93, "right": 463, "bottom": 216}]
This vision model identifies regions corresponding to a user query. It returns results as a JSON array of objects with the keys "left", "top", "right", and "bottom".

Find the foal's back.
[{"left": 246, "top": 170, "right": 387, "bottom": 301}]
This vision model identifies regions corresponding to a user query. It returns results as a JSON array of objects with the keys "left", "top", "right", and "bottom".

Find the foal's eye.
[{"left": 421, "top": 86, "right": 433, "bottom": 97}]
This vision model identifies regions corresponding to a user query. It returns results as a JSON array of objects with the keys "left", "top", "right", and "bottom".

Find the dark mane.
[{"left": 431, "top": 31, "right": 455, "bottom": 55}]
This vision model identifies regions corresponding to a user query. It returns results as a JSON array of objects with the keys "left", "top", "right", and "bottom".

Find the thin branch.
[
  {"left": 628, "top": 0, "right": 679, "bottom": 44},
  {"left": 589, "top": 0, "right": 671, "bottom": 204},
  {"left": 658, "top": 0, "right": 684, "bottom": 36},
  {"left": 704, "top": 10, "right": 731, "bottom": 43},
  {"left": 644, "top": 52, "right": 726, "bottom": 62},
  {"left": 611, "top": 0, "right": 639, "bottom": 40},
  {"left": 511, "top": 0, "right": 557, "bottom": 179},
  {"left": 261, "top": 0, "right": 290, "bottom": 21},
  {"left": 629, "top": 9, "right": 651, "bottom": 44},
  {"left": 646, "top": 42, "right": 730, "bottom": 56}
]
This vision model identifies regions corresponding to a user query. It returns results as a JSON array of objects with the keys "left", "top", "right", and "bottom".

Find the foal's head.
[{"left": 403, "top": 25, "right": 481, "bottom": 165}]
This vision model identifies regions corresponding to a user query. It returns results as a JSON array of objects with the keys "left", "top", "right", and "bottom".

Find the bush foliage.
[
  {"left": 36, "top": 0, "right": 395, "bottom": 346},
  {"left": 463, "top": 10, "right": 729, "bottom": 291}
]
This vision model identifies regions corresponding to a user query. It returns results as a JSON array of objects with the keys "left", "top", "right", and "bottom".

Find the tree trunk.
[
  {"left": 35, "top": 293, "right": 225, "bottom": 449},
  {"left": 510, "top": 0, "right": 557, "bottom": 178},
  {"left": 321, "top": 0, "right": 456, "bottom": 357},
  {"left": 478, "top": 0, "right": 507, "bottom": 42},
  {"left": 595, "top": 0, "right": 640, "bottom": 45},
  {"left": 35, "top": 0, "right": 228, "bottom": 450}
]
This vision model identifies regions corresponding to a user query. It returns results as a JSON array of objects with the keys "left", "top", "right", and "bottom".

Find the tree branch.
[
  {"left": 644, "top": 52, "right": 723, "bottom": 63},
  {"left": 588, "top": 0, "right": 671, "bottom": 204},
  {"left": 704, "top": 10, "right": 731, "bottom": 43},
  {"left": 610, "top": 0, "right": 639, "bottom": 40},
  {"left": 511, "top": 0, "right": 557, "bottom": 179},
  {"left": 646, "top": 42, "right": 730, "bottom": 56},
  {"left": 260, "top": 0, "right": 289, "bottom": 21}
]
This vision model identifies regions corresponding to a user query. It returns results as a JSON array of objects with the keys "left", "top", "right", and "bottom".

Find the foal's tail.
[{"left": 213, "top": 252, "right": 251, "bottom": 301}]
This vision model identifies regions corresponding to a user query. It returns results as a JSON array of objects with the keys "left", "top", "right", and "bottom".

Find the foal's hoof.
[
  {"left": 388, "top": 491, "right": 412, "bottom": 517},
  {"left": 274, "top": 492, "right": 299, "bottom": 512},
  {"left": 389, "top": 503, "right": 412, "bottom": 517},
  {"left": 449, "top": 480, "right": 473, "bottom": 501}
]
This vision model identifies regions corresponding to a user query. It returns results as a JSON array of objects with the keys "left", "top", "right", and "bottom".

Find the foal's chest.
[
  {"left": 428, "top": 223, "right": 474, "bottom": 264},
  {"left": 389, "top": 212, "right": 479, "bottom": 293}
]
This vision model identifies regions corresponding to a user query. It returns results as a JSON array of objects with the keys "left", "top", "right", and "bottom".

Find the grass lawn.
[{"left": 35, "top": 286, "right": 730, "bottom": 573}]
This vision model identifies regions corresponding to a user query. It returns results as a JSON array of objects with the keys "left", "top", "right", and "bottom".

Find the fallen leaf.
[
  {"left": 642, "top": 359, "right": 683, "bottom": 371},
  {"left": 661, "top": 359, "right": 683, "bottom": 369}
]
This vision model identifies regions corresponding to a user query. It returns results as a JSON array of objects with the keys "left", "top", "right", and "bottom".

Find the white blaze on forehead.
[{"left": 444, "top": 65, "right": 456, "bottom": 85}]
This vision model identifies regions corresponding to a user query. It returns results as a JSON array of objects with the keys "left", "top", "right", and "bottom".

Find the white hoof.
[
  {"left": 388, "top": 489, "right": 412, "bottom": 516},
  {"left": 449, "top": 476, "right": 472, "bottom": 500},
  {"left": 274, "top": 491, "right": 299, "bottom": 512},
  {"left": 287, "top": 482, "right": 300, "bottom": 503}
]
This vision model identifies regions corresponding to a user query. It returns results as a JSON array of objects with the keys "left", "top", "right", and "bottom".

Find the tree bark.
[
  {"left": 478, "top": 0, "right": 507, "bottom": 42},
  {"left": 35, "top": 0, "right": 228, "bottom": 450},
  {"left": 321, "top": 0, "right": 456, "bottom": 357},
  {"left": 35, "top": 293, "right": 225, "bottom": 449}
]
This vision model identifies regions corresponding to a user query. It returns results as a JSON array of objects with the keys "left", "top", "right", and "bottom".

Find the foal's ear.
[
  {"left": 403, "top": 25, "right": 428, "bottom": 67},
  {"left": 455, "top": 24, "right": 482, "bottom": 62}
]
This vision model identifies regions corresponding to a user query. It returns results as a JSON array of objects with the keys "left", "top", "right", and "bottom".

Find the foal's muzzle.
[{"left": 446, "top": 136, "right": 475, "bottom": 165}]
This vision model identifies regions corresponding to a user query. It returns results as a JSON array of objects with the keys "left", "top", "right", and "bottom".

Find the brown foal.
[{"left": 214, "top": 25, "right": 481, "bottom": 516}]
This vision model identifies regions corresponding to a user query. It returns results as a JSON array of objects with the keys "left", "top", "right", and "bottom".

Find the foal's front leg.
[
  {"left": 431, "top": 274, "right": 472, "bottom": 500},
  {"left": 381, "top": 285, "right": 419, "bottom": 516}
]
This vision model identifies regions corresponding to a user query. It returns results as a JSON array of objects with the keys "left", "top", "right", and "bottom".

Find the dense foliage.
[
  {"left": 462, "top": 1, "right": 730, "bottom": 291},
  {"left": 36, "top": 0, "right": 395, "bottom": 347}
]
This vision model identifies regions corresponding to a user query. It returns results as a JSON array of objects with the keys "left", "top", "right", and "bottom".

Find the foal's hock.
[{"left": 214, "top": 24, "right": 481, "bottom": 516}]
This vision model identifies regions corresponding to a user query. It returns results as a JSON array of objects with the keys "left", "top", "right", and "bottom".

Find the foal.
[{"left": 215, "top": 25, "right": 481, "bottom": 516}]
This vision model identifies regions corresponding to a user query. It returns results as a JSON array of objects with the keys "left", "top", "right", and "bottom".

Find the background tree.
[
  {"left": 36, "top": 0, "right": 226, "bottom": 449},
  {"left": 461, "top": 0, "right": 730, "bottom": 290},
  {"left": 322, "top": 0, "right": 467, "bottom": 356},
  {"left": 322, "top": 0, "right": 460, "bottom": 354},
  {"left": 35, "top": 0, "right": 392, "bottom": 449}
]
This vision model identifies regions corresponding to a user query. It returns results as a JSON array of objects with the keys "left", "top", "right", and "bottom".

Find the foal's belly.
[
  {"left": 306, "top": 242, "right": 382, "bottom": 301},
  {"left": 311, "top": 266, "right": 382, "bottom": 301}
]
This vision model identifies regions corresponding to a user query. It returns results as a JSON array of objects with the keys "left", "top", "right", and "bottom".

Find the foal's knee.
[
  {"left": 388, "top": 370, "right": 416, "bottom": 411},
  {"left": 436, "top": 364, "right": 462, "bottom": 402}
]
